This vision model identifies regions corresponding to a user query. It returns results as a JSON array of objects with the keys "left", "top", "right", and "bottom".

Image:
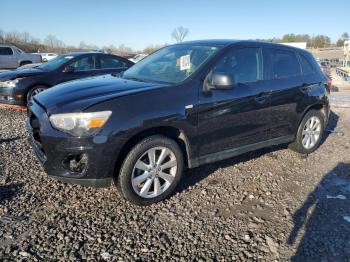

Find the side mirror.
[
  {"left": 63, "top": 65, "right": 75, "bottom": 73},
  {"left": 209, "top": 72, "right": 234, "bottom": 90}
]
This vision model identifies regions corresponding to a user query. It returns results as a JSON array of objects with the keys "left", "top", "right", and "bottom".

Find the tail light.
[{"left": 327, "top": 78, "right": 332, "bottom": 88}]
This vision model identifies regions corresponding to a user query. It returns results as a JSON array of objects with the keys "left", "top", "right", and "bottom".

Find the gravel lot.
[{"left": 0, "top": 106, "right": 350, "bottom": 261}]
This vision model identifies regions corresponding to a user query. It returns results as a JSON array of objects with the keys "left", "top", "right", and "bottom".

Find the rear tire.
[
  {"left": 289, "top": 110, "right": 325, "bottom": 154},
  {"left": 116, "top": 135, "right": 184, "bottom": 205}
]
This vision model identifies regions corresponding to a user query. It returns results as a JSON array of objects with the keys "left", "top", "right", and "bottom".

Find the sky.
[{"left": 1, "top": 0, "right": 349, "bottom": 50}]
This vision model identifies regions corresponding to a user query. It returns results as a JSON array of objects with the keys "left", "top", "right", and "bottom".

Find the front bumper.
[
  {"left": 0, "top": 87, "right": 25, "bottom": 105},
  {"left": 27, "top": 100, "right": 123, "bottom": 188}
]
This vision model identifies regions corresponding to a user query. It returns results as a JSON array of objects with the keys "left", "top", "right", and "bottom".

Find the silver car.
[{"left": 0, "top": 45, "right": 42, "bottom": 69}]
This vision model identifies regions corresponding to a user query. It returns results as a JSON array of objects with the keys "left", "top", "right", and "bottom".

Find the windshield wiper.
[{"left": 123, "top": 76, "right": 148, "bottom": 82}]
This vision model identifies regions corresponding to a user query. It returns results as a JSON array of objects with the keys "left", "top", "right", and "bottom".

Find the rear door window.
[
  {"left": 0, "top": 47, "right": 14, "bottom": 55},
  {"left": 100, "top": 55, "right": 126, "bottom": 69},
  {"left": 270, "top": 49, "right": 301, "bottom": 79},
  {"left": 213, "top": 47, "right": 263, "bottom": 84}
]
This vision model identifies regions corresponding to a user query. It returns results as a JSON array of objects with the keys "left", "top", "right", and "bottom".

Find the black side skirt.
[{"left": 188, "top": 135, "right": 294, "bottom": 168}]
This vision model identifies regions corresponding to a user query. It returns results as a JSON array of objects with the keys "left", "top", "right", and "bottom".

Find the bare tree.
[
  {"left": 44, "top": 34, "right": 66, "bottom": 52},
  {"left": 21, "top": 32, "right": 31, "bottom": 44},
  {"left": 171, "top": 26, "right": 189, "bottom": 43},
  {"left": 0, "top": 29, "right": 5, "bottom": 44},
  {"left": 6, "top": 31, "right": 21, "bottom": 45},
  {"left": 44, "top": 34, "right": 58, "bottom": 50}
]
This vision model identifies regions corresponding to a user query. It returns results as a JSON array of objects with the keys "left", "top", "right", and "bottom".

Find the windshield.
[
  {"left": 37, "top": 55, "right": 75, "bottom": 71},
  {"left": 123, "top": 44, "right": 222, "bottom": 84}
]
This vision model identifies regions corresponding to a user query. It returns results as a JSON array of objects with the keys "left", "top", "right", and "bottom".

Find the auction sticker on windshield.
[{"left": 180, "top": 55, "right": 191, "bottom": 71}]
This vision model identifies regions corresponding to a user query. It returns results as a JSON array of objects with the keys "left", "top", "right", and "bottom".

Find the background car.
[
  {"left": 0, "top": 45, "right": 42, "bottom": 69},
  {"left": 319, "top": 61, "right": 331, "bottom": 76},
  {"left": 38, "top": 52, "right": 58, "bottom": 62},
  {"left": 18, "top": 62, "right": 43, "bottom": 69},
  {"left": 129, "top": 54, "right": 148, "bottom": 63},
  {"left": 0, "top": 52, "right": 134, "bottom": 106}
]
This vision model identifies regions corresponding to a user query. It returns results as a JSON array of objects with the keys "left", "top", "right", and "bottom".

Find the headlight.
[
  {"left": 1, "top": 79, "right": 20, "bottom": 88},
  {"left": 49, "top": 111, "right": 112, "bottom": 137}
]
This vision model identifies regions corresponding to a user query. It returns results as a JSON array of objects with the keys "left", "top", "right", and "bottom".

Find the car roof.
[
  {"left": 179, "top": 39, "right": 241, "bottom": 46},
  {"left": 63, "top": 52, "right": 104, "bottom": 56},
  {"left": 178, "top": 39, "right": 310, "bottom": 53}
]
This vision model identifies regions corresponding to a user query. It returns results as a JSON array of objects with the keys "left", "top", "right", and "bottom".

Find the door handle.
[{"left": 255, "top": 92, "right": 270, "bottom": 104}]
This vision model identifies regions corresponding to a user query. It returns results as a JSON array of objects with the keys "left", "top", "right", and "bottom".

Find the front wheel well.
[
  {"left": 113, "top": 126, "right": 190, "bottom": 178},
  {"left": 25, "top": 85, "right": 49, "bottom": 103}
]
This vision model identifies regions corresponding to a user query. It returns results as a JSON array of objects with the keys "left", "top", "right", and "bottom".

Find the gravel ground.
[{"left": 0, "top": 106, "right": 350, "bottom": 261}]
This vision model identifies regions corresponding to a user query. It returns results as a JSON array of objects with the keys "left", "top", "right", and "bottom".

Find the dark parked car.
[
  {"left": 318, "top": 61, "right": 331, "bottom": 76},
  {"left": 27, "top": 40, "right": 330, "bottom": 205},
  {"left": 0, "top": 52, "right": 134, "bottom": 106}
]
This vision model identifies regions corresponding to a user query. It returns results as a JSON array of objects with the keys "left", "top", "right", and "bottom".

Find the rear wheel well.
[
  {"left": 113, "top": 127, "right": 190, "bottom": 178},
  {"left": 298, "top": 103, "right": 328, "bottom": 132},
  {"left": 19, "top": 61, "right": 32, "bottom": 66},
  {"left": 304, "top": 103, "right": 328, "bottom": 120}
]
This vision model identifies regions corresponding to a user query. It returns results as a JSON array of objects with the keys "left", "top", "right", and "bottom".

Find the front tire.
[
  {"left": 26, "top": 86, "right": 47, "bottom": 106},
  {"left": 117, "top": 135, "right": 184, "bottom": 205},
  {"left": 289, "top": 110, "right": 325, "bottom": 154}
]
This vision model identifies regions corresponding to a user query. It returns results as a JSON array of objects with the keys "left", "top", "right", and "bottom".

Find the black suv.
[
  {"left": 28, "top": 40, "right": 330, "bottom": 205},
  {"left": 0, "top": 52, "right": 134, "bottom": 106}
]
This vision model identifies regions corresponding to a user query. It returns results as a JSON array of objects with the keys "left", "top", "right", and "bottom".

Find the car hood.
[
  {"left": 0, "top": 67, "right": 44, "bottom": 81},
  {"left": 34, "top": 74, "right": 168, "bottom": 115}
]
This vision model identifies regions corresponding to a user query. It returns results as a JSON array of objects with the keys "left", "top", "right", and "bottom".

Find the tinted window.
[
  {"left": 0, "top": 47, "right": 13, "bottom": 55},
  {"left": 270, "top": 49, "right": 301, "bottom": 79},
  {"left": 69, "top": 56, "right": 96, "bottom": 71},
  {"left": 100, "top": 56, "right": 126, "bottom": 69},
  {"left": 213, "top": 47, "right": 263, "bottom": 84},
  {"left": 299, "top": 54, "right": 314, "bottom": 75}
]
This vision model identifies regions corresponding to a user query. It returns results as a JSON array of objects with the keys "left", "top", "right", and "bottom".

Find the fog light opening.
[{"left": 64, "top": 153, "right": 88, "bottom": 174}]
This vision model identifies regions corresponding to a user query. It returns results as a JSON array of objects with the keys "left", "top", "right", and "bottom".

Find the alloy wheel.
[
  {"left": 131, "top": 146, "right": 177, "bottom": 199},
  {"left": 302, "top": 116, "right": 321, "bottom": 149},
  {"left": 29, "top": 87, "right": 46, "bottom": 102}
]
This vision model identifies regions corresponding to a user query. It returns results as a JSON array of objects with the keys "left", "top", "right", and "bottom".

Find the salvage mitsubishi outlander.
[{"left": 27, "top": 40, "right": 330, "bottom": 205}]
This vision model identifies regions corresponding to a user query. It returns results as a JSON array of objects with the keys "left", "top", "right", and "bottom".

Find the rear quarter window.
[
  {"left": 0, "top": 47, "right": 14, "bottom": 55},
  {"left": 270, "top": 49, "right": 301, "bottom": 79},
  {"left": 299, "top": 54, "right": 314, "bottom": 75}
]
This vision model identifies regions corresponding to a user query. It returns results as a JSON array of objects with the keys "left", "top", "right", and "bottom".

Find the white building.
[{"left": 280, "top": 42, "right": 307, "bottom": 50}]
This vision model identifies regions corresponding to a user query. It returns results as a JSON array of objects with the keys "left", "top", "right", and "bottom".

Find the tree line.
[
  {"left": 0, "top": 28, "right": 163, "bottom": 55},
  {"left": 0, "top": 27, "right": 348, "bottom": 56},
  {"left": 256, "top": 32, "right": 349, "bottom": 48}
]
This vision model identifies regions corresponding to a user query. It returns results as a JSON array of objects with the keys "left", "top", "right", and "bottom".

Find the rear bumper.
[{"left": 27, "top": 100, "right": 124, "bottom": 188}]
